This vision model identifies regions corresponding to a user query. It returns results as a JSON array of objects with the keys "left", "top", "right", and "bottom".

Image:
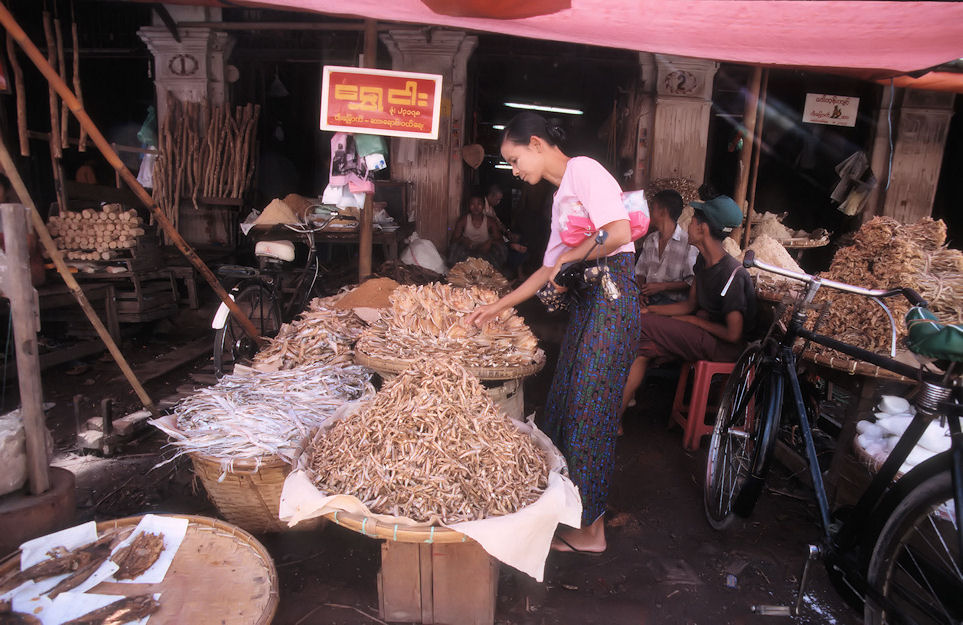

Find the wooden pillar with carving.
[
  {"left": 382, "top": 29, "right": 477, "bottom": 252},
  {"left": 649, "top": 55, "right": 719, "bottom": 186}
]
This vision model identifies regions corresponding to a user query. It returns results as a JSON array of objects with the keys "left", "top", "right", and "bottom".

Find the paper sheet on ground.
[{"left": 280, "top": 417, "right": 582, "bottom": 581}]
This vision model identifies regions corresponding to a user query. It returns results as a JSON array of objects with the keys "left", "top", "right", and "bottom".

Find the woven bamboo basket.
[
  {"left": 355, "top": 345, "right": 545, "bottom": 380},
  {"left": 801, "top": 348, "right": 915, "bottom": 383},
  {"left": 191, "top": 452, "right": 323, "bottom": 534},
  {"left": 0, "top": 514, "right": 278, "bottom": 625}
]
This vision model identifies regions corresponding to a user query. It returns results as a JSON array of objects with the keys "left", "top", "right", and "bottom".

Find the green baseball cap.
[{"left": 690, "top": 195, "right": 743, "bottom": 233}]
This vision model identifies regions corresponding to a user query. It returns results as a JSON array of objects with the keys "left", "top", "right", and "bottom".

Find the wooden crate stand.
[{"left": 378, "top": 540, "right": 498, "bottom": 625}]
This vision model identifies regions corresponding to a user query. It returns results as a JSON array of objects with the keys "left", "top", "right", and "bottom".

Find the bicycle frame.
[{"left": 742, "top": 254, "right": 963, "bottom": 615}]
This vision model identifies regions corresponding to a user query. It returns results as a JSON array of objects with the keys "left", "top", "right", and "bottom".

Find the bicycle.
[
  {"left": 703, "top": 251, "right": 962, "bottom": 624},
  {"left": 210, "top": 216, "right": 336, "bottom": 376}
]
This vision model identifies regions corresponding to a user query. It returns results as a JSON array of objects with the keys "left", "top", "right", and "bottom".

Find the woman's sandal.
[{"left": 550, "top": 534, "right": 605, "bottom": 556}]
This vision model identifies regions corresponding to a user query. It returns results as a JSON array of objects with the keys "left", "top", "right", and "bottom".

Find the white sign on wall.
[{"left": 803, "top": 93, "right": 859, "bottom": 127}]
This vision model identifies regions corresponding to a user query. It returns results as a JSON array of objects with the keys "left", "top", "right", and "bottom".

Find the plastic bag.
[
  {"left": 400, "top": 232, "right": 447, "bottom": 275},
  {"left": 137, "top": 105, "right": 158, "bottom": 147}
]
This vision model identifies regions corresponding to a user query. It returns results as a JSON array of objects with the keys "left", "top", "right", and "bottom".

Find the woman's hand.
[{"left": 464, "top": 302, "right": 504, "bottom": 328}]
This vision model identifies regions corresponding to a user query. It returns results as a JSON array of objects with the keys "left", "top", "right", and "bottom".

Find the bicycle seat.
[
  {"left": 905, "top": 306, "right": 963, "bottom": 362},
  {"left": 255, "top": 240, "right": 295, "bottom": 262}
]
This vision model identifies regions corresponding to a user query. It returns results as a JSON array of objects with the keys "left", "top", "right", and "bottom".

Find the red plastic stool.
[{"left": 669, "top": 360, "right": 736, "bottom": 451}]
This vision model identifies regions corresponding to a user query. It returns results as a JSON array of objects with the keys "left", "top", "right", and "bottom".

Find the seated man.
[
  {"left": 447, "top": 192, "right": 507, "bottom": 268},
  {"left": 635, "top": 189, "right": 698, "bottom": 306},
  {"left": 621, "top": 195, "right": 756, "bottom": 415}
]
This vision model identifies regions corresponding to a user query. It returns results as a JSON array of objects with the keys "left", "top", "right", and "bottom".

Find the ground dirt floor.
[{"left": 8, "top": 288, "right": 863, "bottom": 625}]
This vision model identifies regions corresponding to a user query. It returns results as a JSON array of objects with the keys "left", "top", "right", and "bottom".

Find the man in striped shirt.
[{"left": 634, "top": 189, "right": 698, "bottom": 305}]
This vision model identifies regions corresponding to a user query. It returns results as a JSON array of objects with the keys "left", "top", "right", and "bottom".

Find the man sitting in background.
[
  {"left": 621, "top": 195, "right": 756, "bottom": 417},
  {"left": 635, "top": 189, "right": 698, "bottom": 306}
]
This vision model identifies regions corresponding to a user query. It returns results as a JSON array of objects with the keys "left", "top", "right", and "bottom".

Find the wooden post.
[
  {"left": 0, "top": 132, "right": 158, "bottom": 416},
  {"left": 0, "top": 4, "right": 264, "bottom": 345},
  {"left": 357, "top": 19, "right": 378, "bottom": 282},
  {"left": 1, "top": 203, "right": 50, "bottom": 495},
  {"left": 733, "top": 66, "right": 762, "bottom": 218},
  {"left": 742, "top": 68, "right": 769, "bottom": 251}
]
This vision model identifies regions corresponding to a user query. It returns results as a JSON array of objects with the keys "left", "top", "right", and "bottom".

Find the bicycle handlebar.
[{"left": 742, "top": 250, "right": 928, "bottom": 307}]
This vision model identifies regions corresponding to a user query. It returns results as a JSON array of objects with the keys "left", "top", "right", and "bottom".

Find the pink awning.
[{"left": 198, "top": 0, "right": 963, "bottom": 75}]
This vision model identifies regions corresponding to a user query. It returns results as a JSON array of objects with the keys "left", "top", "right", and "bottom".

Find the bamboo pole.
[
  {"left": 0, "top": 134, "right": 158, "bottom": 417},
  {"left": 358, "top": 19, "right": 377, "bottom": 282},
  {"left": 54, "top": 15, "right": 68, "bottom": 150},
  {"left": 71, "top": 6, "right": 87, "bottom": 151},
  {"left": 733, "top": 65, "right": 762, "bottom": 246},
  {"left": 0, "top": 4, "right": 264, "bottom": 344},
  {"left": 1, "top": 203, "right": 50, "bottom": 495},
  {"left": 5, "top": 34, "right": 28, "bottom": 156},
  {"left": 742, "top": 68, "right": 770, "bottom": 251},
  {"left": 41, "top": 11, "right": 61, "bottom": 160}
]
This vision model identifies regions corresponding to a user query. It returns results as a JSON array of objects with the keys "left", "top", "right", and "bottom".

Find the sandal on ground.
[{"left": 550, "top": 534, "right": 605, "bottom": 556}]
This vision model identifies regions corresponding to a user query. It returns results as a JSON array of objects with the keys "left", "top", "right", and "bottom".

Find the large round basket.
[
  {"left": 191, "top": 452, "right": 323, "bottom": 534},
  {"left": 355, "top": 346, "right": 545, "bottom": 381},
  {"left": 801, "top": 348, "right": 915, "bottom": 383},
  {"left": 325, "top": 509, "right": 469, "bottom": 544},
  {"left": 0, "top": 514, "right": 278, "bottom": 625}
]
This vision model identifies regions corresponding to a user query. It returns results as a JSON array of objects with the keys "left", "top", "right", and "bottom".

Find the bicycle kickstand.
[{"left": 750, "top": 544, "right": 821, "bottom": 617}]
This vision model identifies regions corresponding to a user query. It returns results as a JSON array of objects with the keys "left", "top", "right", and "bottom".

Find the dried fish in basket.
[
  {"left": 356, "top": 283, "right": 543, "bottom": 372},
  {"left": 154, "top": 363, "right": 375, "bottom": 469},
  {"left": 307, "top": 359, "right": 549, "bottom": 524},
  {"left": 447, "top": 257, "right": 512, "bottom": 295},
  {"left": 252, "top": 295, "right": 366, "bottom": 371}
]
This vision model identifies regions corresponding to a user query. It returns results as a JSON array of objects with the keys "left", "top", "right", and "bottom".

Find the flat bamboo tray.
[
  {"left": 0, "top": 514, "right": 278, "bottom": 625},
  {"left": 355, "top": 345, "right": 545, "bottom": 380},
  {"left": 776, "top": 235, "right": 831, "bottom": 249},
  {"left": 801, "top": 348, "right": 916, "bottom": 383},
  {"left": 325, "top": 510, "right": 469, "bottom": 544}
]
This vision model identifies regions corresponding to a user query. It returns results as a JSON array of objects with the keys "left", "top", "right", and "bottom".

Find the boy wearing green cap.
[{"left": 620, "top": 195, "right": 756, "bottom": 417}]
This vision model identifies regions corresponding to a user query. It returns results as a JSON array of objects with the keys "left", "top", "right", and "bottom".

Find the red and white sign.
[
  {"left": 803, "top": 93, "right": 859, "bottom": 127},
  {"left": 320, "top": 66, "right": 443, "bottom": 140}
]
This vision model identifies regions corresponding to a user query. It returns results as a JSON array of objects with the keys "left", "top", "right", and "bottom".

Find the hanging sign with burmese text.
[
  {"left": 320, "top": 66, "right": 443, "bottom": 140},
  {"left": 802, "top": 93, "right": 859, "bottom": 127}
]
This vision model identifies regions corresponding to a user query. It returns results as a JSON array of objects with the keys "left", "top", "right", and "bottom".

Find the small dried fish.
[
  {"left": 357, "top": 283, "right": 543, "bottom": 370},
  {"left": 61, "top": 595, "right": 160, "bottom": 625},
  {"left": 158, "top": 362, "right": 375, "bottom": 466},
  {"left": 308, "top": 359, "right": 548, "bottom": 523},
  {"left": 110, "top": 532, "right": 165, "bottom": 580}
]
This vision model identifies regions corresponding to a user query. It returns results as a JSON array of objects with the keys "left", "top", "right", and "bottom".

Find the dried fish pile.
[
  {"left": 647, "top": 177, "right": 700, "bottom": 204},
  {"left": 447, "top": 257, "right": 512, "bottom": 294},
  {"left": 357, "top": 283, "right": 542, "bottom": 370},
  {"left": 307, "top": 359, "right": 548, "bottom": 523},
  {"left": 252, "top": 295, "right": 366, "bottom": 371},
  {"left": 62, "top": 595, "right": 160, "bottom": 625},
  {"left": 809, "top": 217, "right": 963, "bottom": 355},
  {"left": 753, "top": 213, "right": 793, "bottom": 240},
  {"left": 111, "top": 532, "right": 165, "bottom": 580},
  {"left": 163, "top": 363, "right": 374, "bottom": 465},
  {"left": 375, "top": 259, "right": 445, "bottom": 285},
  {"left": 744, "top": 234, "right": 804, "bottom": 296}
]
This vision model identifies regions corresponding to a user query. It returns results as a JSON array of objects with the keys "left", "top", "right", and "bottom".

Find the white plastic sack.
[
  {"left": 279, "top": 410, "right": 582, "bottom": 582},
  {"left": 0, "top": 411, "right": 27, "bottom": 496},
  {"left": 400, "top": 232, "right": 447, "bottom": 275}
]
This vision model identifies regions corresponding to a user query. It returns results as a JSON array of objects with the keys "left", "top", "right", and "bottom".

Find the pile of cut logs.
[{"left": 47, "top": 203, "right": 146, "bottom": 261}]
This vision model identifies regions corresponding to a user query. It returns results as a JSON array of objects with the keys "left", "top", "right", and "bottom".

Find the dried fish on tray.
[
  {"left": 252, "top": 295, "right": 366, "bottom": 372},
  {"left": 806, "top": 217, "right": 963, "bottom": 357},
  {"left": 154, "top": 363, "right": 375, "bottom": 468},
  {"left": 447, "top": 257, "right": 512, "bottom": 295},
  {"left": 356, "top": 283, "right": 543, "bottom": 373},
  {"left": 110, "top": 532, "right": 164, "bottom": 581},
  {"left": 0, "top": 535, "right": 115, "bottom": 596},
  {"left": 307, "top": 359, "right": 549, "bottom": 524},
  {"left": 61, "top": 594, "right": 160, "bottom": 625}
]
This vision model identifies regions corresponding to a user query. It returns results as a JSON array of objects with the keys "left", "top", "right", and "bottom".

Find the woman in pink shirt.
[{"left": 466, "top": 113, "right": 641, "bottom": 554}]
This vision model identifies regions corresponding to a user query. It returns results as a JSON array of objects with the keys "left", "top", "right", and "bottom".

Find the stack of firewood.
[{"left": 152, "top": 95, "right": 260, "bottom": 241}]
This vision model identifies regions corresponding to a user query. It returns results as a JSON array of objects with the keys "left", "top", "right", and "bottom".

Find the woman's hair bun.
[{"left": 545, "top": 118, "right": 566, "bottom": 144}]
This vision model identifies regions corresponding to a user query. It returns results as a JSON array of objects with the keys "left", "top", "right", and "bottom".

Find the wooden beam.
[
  {"left": 742, "top": 68, "right": 769, "bottom": 250},
  {"left": 151, "top": 3, "right": 181, "bottom": 43},
  {"left": 0, "top": 4, "right": 264, "bottom": 346},
  {"left": 734, "top": 66, "right": 762, "bottom": 246},
  {"left": 358, "top": 19, "right": 378, "bottom": 282},
  {"left": 0, "top": 204, "right": 50, "bottom": 495}
]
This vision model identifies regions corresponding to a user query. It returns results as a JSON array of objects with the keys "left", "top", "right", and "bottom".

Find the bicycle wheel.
[
  {"left": 865, "top": 469, "right": 963, "bottom": 624},
  {"left": 704, "top": 342, "right": 783, "bottom": 529},
  {"left": 213, "top": 281, "right": 281, "bottom": 377}
]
